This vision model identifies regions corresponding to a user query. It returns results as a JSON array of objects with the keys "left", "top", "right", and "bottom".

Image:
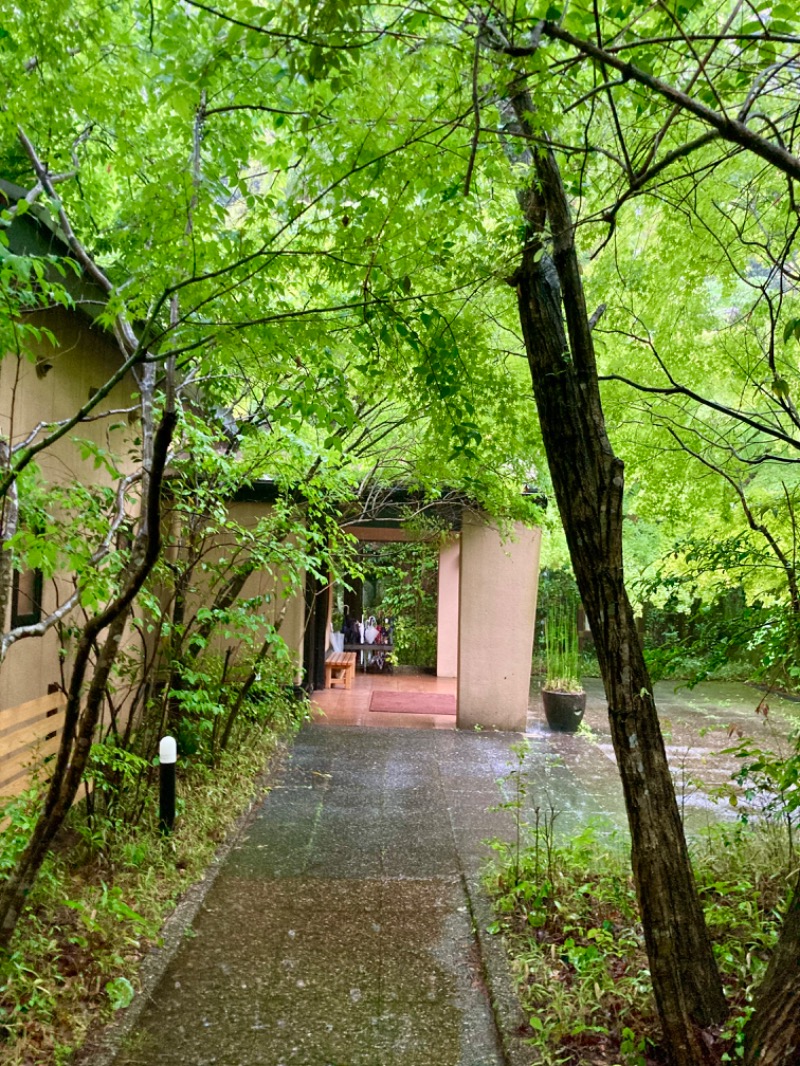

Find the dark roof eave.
[{"left": 0, "top": 179, "right": 110, "bottom": 323}]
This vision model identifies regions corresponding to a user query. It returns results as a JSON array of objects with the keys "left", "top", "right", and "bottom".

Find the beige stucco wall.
[
  {"left": 0, "top": 308, "right": 137, "bottom": 487},
  {"left": 0, "top": 606, "right": 62, "bottom": 712},
  {"left": 436, "top": 536, "right": 460, "bottom": 678},
  {"left": 177, "top": 500, "right": 306, "bottom": 681},
  {"left": 457, "top": 513, "right": 541, "bottom": 732},
  {"left": 0, "top": 309, "right": 139, "bottom": 712}
]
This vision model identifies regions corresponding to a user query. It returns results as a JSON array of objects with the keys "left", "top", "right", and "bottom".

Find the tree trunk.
[
  {"left": 0, "top": 407, "right": 176, "bottom": 950},
  {"left": 744, "top": 865, "right": 800, "bottom": 1064},
  {"left": 510, "top": 119, "right": 726, "bottom": 1062},
  {"left": 303, "top": 567, "right": 330, "bottom": 692},
  {"left": 0, "top": 443, "right": 18, "bottom": 635}
]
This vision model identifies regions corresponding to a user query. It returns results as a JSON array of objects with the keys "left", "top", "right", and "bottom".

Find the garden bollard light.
[{"left": 159, "top": 735, "right": 177, "bottom": 834}]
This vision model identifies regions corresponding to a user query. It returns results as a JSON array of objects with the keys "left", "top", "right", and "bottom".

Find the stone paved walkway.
[
  {"left": 103, "top": 680, "right": 800, "bottom": 1066},
  {"left": 107, "top": 725, "right": 554, "bottom": 1066}
]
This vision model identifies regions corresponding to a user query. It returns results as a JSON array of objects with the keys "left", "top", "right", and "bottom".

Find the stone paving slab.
[
  {"left": 99, "top": 679, "right": 800, "bottom": 1066},
  {"left": 107, "top": 725, "right": 560, "bottom": 1066}
]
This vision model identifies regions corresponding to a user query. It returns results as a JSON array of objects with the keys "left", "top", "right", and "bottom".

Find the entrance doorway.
[
  {"left": 305, "top": 503, "right": 542, "bottom": 731},
  {"left": 333, "top": 534, "right": 443, "bottom": 676}
]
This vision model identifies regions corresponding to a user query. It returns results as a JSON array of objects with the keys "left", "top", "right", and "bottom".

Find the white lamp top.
[{"left": 159, "top": 736, "right": 177, "bottom": 765}]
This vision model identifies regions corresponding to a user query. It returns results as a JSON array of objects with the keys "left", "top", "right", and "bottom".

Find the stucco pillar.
[
  {"left": 457, "top": 513, "right": 541, "bottom": 731},
  {"left": 436, "top": 537, "right": 460, "bottom": 677}
]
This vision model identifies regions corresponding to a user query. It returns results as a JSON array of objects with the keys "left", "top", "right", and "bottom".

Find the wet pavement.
[
  {"left": 535, "top": 677, "right": 800, "bottom": 835},
  {"left": 108, "top": 726, "right": 544, "bottom": 1066},
  {"left": 104, "top": 680, "right": 800, "bottom": 1066}
]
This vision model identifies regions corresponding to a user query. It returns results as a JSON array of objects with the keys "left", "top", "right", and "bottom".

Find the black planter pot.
[{"left": 542, "top": 689, "right": 586, "bottom": 732}]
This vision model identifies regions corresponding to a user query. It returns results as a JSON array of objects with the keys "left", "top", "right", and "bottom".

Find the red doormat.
[{"left": 369, "top": 691, "right": 457, "bottom": 716}]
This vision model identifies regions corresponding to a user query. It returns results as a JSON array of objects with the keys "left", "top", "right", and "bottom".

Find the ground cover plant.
[
  {"left": 0, "top": 690, "right": 308, "bottom": 1066},
  {"left": 487, "top": 819, "right": 791, "bottom": 1065}
]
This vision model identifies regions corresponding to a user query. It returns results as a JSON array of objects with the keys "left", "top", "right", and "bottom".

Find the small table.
[{"left": 343, "top": 643, "right": 395, "bottom": 672}]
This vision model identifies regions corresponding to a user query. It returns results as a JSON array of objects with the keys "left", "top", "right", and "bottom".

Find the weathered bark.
[
  {"left": 303, "top": 567, "right": 330, "bottom": 691},
  {"left": 0, "top": 407, "right": 176, "bottom": 950},
  {"left": 510, "top": 118, "right": 726, "bottom": 1061},
  {"left": 0, "top": 441, "right": 18, "bottom": 631},
  {"left": 744, "top": 866, "right": 800, "bottom": 1064}
]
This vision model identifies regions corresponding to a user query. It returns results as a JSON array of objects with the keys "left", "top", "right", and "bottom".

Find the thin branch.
[
  {"left": 503, "top": 22, "right": 800, "bottom": 183},
  {"left": 600, "top": 368, "right": 800, "bottom": 455},
  {"left": 1, "top": 464, "right": 143, "bottom": 658},
  {"left": 668, "top": 428, "right": 800, "bottom": 608},
  {"left": 464, "top": 26, "right": 483, "bottom": 196},
  {"left": 205, "top": 103, "right": 310, "bottom": 118}
]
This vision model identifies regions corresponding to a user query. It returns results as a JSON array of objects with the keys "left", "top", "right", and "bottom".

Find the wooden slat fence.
[{"left": 0, "top": 691, "right": 67, "bottom": 799}]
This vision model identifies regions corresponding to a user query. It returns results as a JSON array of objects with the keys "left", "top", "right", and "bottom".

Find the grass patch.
[
  {"left": 0, "top": 704, "right": 308, "bottom": 1066},
  {"left": 486, "top": 820, "right": 791, "bottom": 1065}
]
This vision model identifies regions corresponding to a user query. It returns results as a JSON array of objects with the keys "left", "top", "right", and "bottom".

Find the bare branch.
[
  {"left": 503, "top": 22, "right": 800, "bottom": 183},
  {"left": 463, "top": 26, "right": 483, "bottom": 196}
]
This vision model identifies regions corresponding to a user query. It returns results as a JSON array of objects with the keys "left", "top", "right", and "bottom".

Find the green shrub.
[
  {"left": 486, "top": 820, "right": 790, "bottom": 1064},
  {"left": 0, "top": 697, "right": 307, "bottom": 1064}
]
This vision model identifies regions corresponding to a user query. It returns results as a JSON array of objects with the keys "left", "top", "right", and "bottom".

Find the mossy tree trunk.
[
  {"left": 0, "top": 408, "right": 176, "bottom": 951},
  {"left": 509, "top": 94, "right": 727, "bottom": 1063},
  {"left": 744, "top": 870, "right": 800, "bottom": 1064}
]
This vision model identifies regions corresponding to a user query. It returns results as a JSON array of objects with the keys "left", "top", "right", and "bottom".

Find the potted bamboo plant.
[{"left": 541, "top": 606, "right": 586, "bottom": 731}]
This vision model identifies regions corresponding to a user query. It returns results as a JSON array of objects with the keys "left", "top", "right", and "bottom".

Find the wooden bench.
[{"left": 324, "top": 651, "right": 356, "bottom": 690}]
